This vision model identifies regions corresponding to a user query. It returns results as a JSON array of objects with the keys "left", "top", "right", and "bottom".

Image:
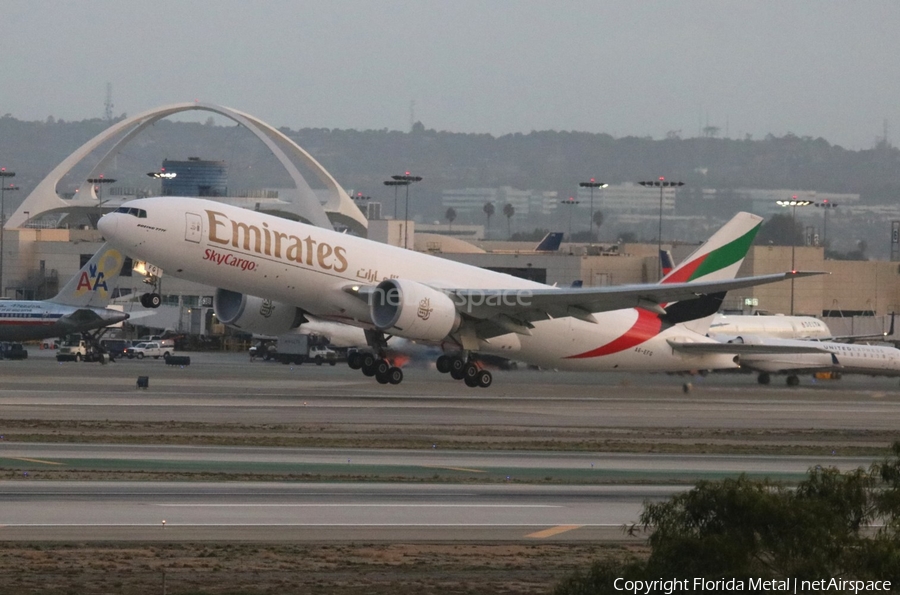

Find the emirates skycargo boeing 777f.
[{"left": 98, "top": 198, "right": 816, "bottom": 387}]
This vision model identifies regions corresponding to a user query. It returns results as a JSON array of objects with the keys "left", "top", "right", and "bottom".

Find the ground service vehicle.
[
  {"left": 99, "top": 339, "right": 131, "bottom": 360},
  {"left": 126, "top": 341, "right": 173, "bottom": 359},
  {"left": 308, "top": 345, "right": 338, "bottom": 365},
  {"left": 0, "top": 342, "right": 28, "bottom": 360},
  {"left": 56, "top": 335, "right": 106, "bottom": 362},
  {"left": 275, "top": 334, "right": 309, "bottom": 365}
]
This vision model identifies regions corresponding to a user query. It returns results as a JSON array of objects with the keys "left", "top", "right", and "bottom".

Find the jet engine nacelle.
[
  {"left": 213, "top": 288, "right": 304, "bottom": 336},
  {"left": 370, "top": 279, "right": 460, "bottom": 342}
]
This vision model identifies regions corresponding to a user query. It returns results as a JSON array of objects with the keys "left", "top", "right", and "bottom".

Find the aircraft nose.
[{"left": 98, "top": 214, "right": 118, "bottom": 238}]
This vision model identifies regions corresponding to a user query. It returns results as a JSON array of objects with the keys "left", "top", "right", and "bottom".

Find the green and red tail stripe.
[{"left": 565, "top": 213, "right": 763, "bottom": 359}]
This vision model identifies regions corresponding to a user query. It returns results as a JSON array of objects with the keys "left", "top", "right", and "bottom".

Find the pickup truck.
[
  {"left": 137, "top": 335, "right": 175, "bottom": 349},
  {"left": 126, "top": 341, "right": 173, "bottom": 360}
]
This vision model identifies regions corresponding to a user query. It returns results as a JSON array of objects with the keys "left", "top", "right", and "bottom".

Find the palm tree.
[
  {"left": 502, "top": 203, "right": 515, "bottom": 238},
  {"left": 445, "top": 207, "right": 457, "bottom": 231},
  {"left": 483, "top": 202, "right": 495, "bottom": 231}
]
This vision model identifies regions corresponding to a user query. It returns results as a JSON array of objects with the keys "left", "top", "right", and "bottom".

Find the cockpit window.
[{"left": 114, "top": 207, "right": 147, "bottom": 218}]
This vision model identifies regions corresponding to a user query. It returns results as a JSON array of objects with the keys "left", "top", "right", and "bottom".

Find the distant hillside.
[{"left": 2, "top": 114, "right": 899, "bottom": 224}]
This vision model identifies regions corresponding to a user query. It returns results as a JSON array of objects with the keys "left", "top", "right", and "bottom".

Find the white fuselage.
[
  {"left": 709, "top": 314, "right": 831, "bottom": 339},
  {"left": 0, "top": 301, "right": 127, "bottom": 341},
  {"left": 714, "top": 334, "right": 900, "bottom": 376},
  {"left": 98, "top": 197, "right": 739, "bottom": 372}
]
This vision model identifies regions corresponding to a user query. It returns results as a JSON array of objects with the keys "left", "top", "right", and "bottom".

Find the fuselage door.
[{"left": 185, "top": 212, "right": 202, "bottom": 243}]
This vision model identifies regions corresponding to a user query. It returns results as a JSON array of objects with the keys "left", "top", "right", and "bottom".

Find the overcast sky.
[{"left": 2, "top": 1, "right": 899, "bottom": 150}]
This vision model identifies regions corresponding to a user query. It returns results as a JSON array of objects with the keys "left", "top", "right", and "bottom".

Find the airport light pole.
[
  {"left": 815, "top": 200, "right": 838, "bottom": 253},
  {"left": 0, "top": 168, "right": 17, "bottom": 298},
  {"left": 777, "top": 197, "right": 813, "bottom": 314},
  {"left": 639, "top": 177, "right": 684, "bottom": 280},
  {"left": 352, "top": 193, "right": 371, "bottom": 218},
  {"left": 579, "top": 179, "right": 608, "bottom": 245},
  {"left": 87, "top": 174, "right": 116, "bottom": 206},
  {"left": 390, "top": 173, "right": 422, "bottom": 249},
  {"left": 383, "top": 179, "right": 408, "bottom": 221},
  {"left": 560, "top": 197, "right": 580, "bottom": 240}
]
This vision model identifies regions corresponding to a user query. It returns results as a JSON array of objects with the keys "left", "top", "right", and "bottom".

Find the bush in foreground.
[{"left": 555, "top": 442, "right": 900, "bottom": 594}]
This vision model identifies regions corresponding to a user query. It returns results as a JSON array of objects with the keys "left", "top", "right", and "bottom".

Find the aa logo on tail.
[{"left": 75, "top": 263, "right": 110, "bottom": 293}]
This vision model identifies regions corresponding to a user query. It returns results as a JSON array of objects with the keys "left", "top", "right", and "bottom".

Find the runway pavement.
[
  {"left": 2, "top": 349, "right": 900, "bottom": 430},
  {"left": 0, "top": 481, "right": 667, "bottom": 542},
  {"left": 0, "top": 349, "right": 896, "bottom": 542}
]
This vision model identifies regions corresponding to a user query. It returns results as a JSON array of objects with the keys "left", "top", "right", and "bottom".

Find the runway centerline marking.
[{"left": 526, "top": 525, "right": 583, "bottom": 538}]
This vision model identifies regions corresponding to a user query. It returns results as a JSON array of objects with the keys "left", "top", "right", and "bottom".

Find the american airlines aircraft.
[
  {"left": 97, "top": 198, "right": 814, "bottom": 387},
  {"left": 0, "top": 243, "right": 129, "bottom": 341}
]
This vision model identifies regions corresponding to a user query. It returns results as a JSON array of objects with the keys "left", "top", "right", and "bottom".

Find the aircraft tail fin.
[
  {"left": 660, "top": 212, "right": 763, "bottom": 286},
  {"left": 659, "top": 249, "right": 676, "bottom": 277},
  {"left": 534, "top": 232, "right": 564, "bottom": 252},
  {"left": 48, "top": 243, "right": 126, "bottom": 308}
]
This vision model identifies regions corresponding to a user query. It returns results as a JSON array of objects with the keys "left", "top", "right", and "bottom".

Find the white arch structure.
[{"left": 6, "top": 102, "right": 367, "bottom": 233}]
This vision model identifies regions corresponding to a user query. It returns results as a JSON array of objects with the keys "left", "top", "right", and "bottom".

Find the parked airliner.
[
  {"left": 98, "top": 198, "right": 815, "bottom": 387},
  {"left": 671, "top": 334, "right": 900, "bottom": 386},
  {"left": 0, "top": 243, "right": 128, "bottom": 342}
]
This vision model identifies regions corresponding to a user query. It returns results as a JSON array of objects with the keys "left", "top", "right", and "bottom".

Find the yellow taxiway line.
[{"left": 526, "top": 525, "right": 583, "bottom": 539}]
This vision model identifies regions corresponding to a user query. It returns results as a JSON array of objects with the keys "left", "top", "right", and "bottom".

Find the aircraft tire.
[
  {"left": 347, "top": 352, "right": 362, "bottom": 369},
  {"left": 362, "top": 363, "right": 377, "bottom": 377},
  {"left": 375, "top": 359, "right": 390, "bottom": 376},
  {"left": 362, "top": 353, "right": 376, "bottom": 369},
  {"left": 450, "top": 365, "right": 466, "bottom": 380},
  {"left": 477, "top": 370, "right": 492, "bottom": 388},
  {"left": 375, "top": 371, "right": 391, "bottom": 384},
  {"left": 449, "top": 357, "right": 465, "bottom": 376},
  {"left": 139, "top": 294, "right": 150, "bottom": 308},
  {"left": 463, "top": 362, "right": 480, "bottom": 381},
  {"left": 436, "top": 355, "right": 451, "bottom": 374},
  {"left": 786, "top": 375, "right": 800, "bottom": 387},
  {"left": 464, "top": 375, "right": 479, "bottom": 387},
  {"left": 758, "top": 372, "right": 771, "bottom": 385},
  {"left": 388, "top": 367, "right": 403, "bottom": 385}
]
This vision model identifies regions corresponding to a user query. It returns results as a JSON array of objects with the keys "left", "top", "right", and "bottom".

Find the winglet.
[{"left": 48, "top": 243, "right": 126, "bottom": 308}]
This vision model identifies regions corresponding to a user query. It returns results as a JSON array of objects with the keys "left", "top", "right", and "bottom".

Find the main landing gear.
[
  {"left": 347, "top": 350, "right": 404, "bottom": 385},
  {"left": 347, "top": 330, "right": 405, "bottom": 385},
  {"left": 436, "top": 354, "right": 492, "bottom": 388},
  {"left": 757, "top": 372, "right": 801, "bottom": 387}
]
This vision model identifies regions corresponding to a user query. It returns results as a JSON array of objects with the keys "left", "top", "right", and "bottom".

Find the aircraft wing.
[
  {"left": 447, "top": 271, "right": 824, "bottom": 322},
  {"left": 666, "top": 339, "right": 830, "bottom": 355}
]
